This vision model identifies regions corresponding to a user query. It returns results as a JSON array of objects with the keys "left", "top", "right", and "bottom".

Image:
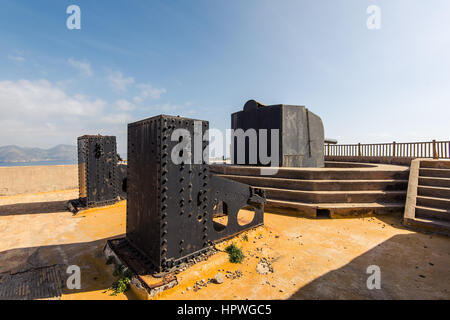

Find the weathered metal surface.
[
  {"left": 106, "top": 239, "right": 178, "bottom": 288},
  {"left": 126, "top": 115, "right": 265, "bottom": 273},
  {"left": 231, "top": 100, "right": 325, "bottom": 168},
  {"left": 0, "top": 265, "right": 63, "bottom": 300},
  {"left": 117, "top": 163, "right": 127, "bottom": 199},
  {"left": 77, "top": 135, "right": 119, "bottom": 207}
]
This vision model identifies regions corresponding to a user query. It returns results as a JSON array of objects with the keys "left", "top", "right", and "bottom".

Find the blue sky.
[{"left": 1, "top": 0, "right": 449, "bottom": 156}]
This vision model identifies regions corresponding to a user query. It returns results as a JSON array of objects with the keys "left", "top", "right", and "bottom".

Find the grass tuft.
[
  {"left": 225, "top": 244, "right": 245, "bottom": 263},
  {"left": 108, "top": 265, "right": 133, "bottom": 295}
]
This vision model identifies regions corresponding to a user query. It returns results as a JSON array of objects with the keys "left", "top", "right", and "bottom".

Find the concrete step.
[
  {"left": 420, "top": 160, "right": 450, "bottom": 169},
  {"left": 266, "top": 199, "right": 404, "bottom": 217},
  {"left": 404, "top": 217, "right": 450, "bottom": 236},
  {"left": 419, "top": 168, "right": 450, "bottom": 178},
  {"left": 416, "top": 195, "right": 450, "bottom": 210},
  {"left": 419, "top": 176, "right": 450, "bottom": 188},
  {"left": 415, "top": 205, "right": 450, "bottom": 222},
  {"left": 210, "top": 165, "right": 409, "bottom": 181},
  {"left": 417, "top": 185, "right": 450, "bottom": 199},
  {"left": 262, "top": 187, "right": 406, "bottom": 204},
  {"left": 216, "top": 174, "right": 408, "bottom": 191},
  {"left": 324, "top": 161, "right": 377, "bottom": 168}
]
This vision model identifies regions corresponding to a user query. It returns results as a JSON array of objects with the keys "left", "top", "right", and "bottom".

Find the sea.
[{"left": 0, "top": 160, "right": 77, "bottom": 167}]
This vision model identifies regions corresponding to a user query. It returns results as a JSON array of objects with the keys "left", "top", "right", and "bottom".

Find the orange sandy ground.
[{"left": 0, "top": 190, "right": 449, "bottom": 300}]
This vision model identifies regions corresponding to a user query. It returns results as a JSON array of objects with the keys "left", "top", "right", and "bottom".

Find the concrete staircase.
[
  {"left": 404, "top": 159, "right": 450, "bottom": 235},
  {"left": 210, "top": 162, "right": 409, "bottom": 218}
]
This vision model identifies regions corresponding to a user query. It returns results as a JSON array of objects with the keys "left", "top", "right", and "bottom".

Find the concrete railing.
[
  {"left": 0, "top": 165, "right": 78, "bottom": 196},
  {"left": 325, "top": 140, "right": 450, "bottom": 160}
]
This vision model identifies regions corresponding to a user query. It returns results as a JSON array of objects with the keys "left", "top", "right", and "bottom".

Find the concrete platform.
[
  {"left": 0, "top": 189, "right": 449, "bottom": 300},
  {"left": 211, "top": 162, "right": 409, "bottom": 217}
]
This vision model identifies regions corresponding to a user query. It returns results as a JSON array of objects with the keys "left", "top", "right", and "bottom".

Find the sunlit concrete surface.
[
  {"left": 0, "top": 190, "right": 449, "bottom": 300},
  {"left": 0, "top": 165, "right": 78, "bottom": 196}
]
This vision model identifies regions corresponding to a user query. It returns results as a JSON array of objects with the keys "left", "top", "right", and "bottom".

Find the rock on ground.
[{"left": 256, "top": 258, "right": 274, "bottom": 275}]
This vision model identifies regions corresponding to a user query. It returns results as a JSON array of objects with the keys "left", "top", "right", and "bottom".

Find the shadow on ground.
[
  {"left": 0, "top": 200, "right": 72, "bottom": 216},
  {"left": 0, "top": 235, "right": 132, "bottom": 299},
  {"left": 289, "top": 231, "right": 450, "bottom": 300}
]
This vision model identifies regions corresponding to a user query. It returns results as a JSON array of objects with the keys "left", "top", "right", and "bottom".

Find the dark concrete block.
[{"left": 231, "top": 100, "right": 324, "bottom": 167}]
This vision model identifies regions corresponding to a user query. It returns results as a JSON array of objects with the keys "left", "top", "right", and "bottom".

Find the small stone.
[
  {"left": 214, "top": 272, "right": 224, "bottom": 284},
  {"left": 256, "top": 258, "right": 274, "bottom": 275},
  {"left": 186, "top": 287, "right": 191, "bottom": 291}
]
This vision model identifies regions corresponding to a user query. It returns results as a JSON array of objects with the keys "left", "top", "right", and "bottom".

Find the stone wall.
[{"left": 0, "top": 165, "right": 78, "bottom": 196}]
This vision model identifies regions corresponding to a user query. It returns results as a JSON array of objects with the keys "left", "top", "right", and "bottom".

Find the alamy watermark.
[
  {"left": 366, "top": 265, "right": 381, "bottom": 289},
  {"left": 66, "top": 265, "right": 81, "bottom": 289},
  {"left": 366, "top": 5, "right": 381, "bottom": 30},
  {"left": 66, "top": 5, "right": 81, "bottom": 30},
  {"left": 170, "top": 121, "right": 280, "bottom": 175}
]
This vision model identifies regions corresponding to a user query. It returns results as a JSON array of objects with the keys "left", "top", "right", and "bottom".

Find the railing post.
[
  {"left": 358, "top": 143, "right": 361, "bottom": 157},
  {"left": 433, "top": 139, "right": 438, "bottom": 159},
  {"left": 327, "top": 143, "right": 330, "bottom": 157},
  {"left": 392, "top": 141, "right": 396, "bottom": 157}
]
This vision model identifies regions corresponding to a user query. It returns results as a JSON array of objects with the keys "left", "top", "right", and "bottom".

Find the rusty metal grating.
[{"left": 0, "top": 265, "right": 63, "bottom": 300}]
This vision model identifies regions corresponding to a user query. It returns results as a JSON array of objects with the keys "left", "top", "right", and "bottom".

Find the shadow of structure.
[
  {"left": 0, "top": 200, "right": 72, "bottom": 216},
  {"left": 289, "top": 231, "right": 450, "bottom": 300},
  {"left": 0, "top": 235, "right": 128, "bottom": 299}
]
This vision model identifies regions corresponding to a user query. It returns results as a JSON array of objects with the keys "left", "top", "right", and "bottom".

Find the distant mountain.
[{"left": 0, "top": 145, "right": 77, "bottom": 163}]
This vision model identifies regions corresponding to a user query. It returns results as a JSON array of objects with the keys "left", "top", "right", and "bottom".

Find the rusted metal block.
[
  {"left": 77, "top": 135, "right": 119, "bottom": 207},
  {"left": 126, "top": 115, "right": 265, "bottom": 273}
]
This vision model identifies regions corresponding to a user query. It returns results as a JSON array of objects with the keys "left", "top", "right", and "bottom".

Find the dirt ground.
[{"left": 0, "top": 190, "right": 449, "bottom": 300}]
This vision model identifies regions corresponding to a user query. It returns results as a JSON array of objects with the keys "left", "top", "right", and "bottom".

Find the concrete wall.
[
  {"left": 325, "top": 156, "right": 413, "bottom": 166},
  {"left": 0, "top": 165, "right": 78, "bottom": 196}
]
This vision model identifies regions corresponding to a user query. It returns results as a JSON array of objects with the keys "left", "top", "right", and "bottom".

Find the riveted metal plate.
[
  {"left": 126, "top": 115, "right": 265, "bottom": 273},
  {"left": 77, "top": 135, "right": 119, "bottom": 207}
]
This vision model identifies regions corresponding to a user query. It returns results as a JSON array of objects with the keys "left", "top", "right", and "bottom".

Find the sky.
[{"left": 0, "top": 0, "right": 449, "bottom": 157}]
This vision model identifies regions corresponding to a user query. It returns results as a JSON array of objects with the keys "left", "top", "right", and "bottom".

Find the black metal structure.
[
  {"left": 231, "top": 99, "right": 325, "bottom": 167},
  {"left": 77, "top": 135, "right": 119, "bottom": 207},
  {"left": 117, "top": 162, "right": 127, "bottom": 199},
  {"left": 126, "top": 115, "right": 265, "bottom": 273}
]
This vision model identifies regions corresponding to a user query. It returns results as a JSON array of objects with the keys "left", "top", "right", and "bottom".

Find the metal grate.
[{"left": 0, "top": 265, "right": 63, "bottom": 300}]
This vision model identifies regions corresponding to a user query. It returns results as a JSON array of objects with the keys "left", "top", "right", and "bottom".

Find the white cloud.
[
  {"left": 0, "top": 79, "right": 104, "bottom": 117},
  {"left": 115, "top": 99, "right": 135, "bottom": 111},
  {"left": 0, "top": 74, "right": 168, "bottom": 152},
  {"left": 68, "top": 58, "right": 93, "bottom": 77},
  {"left": 133, "top": 83, "right": 166, "bottom": 102},
  {"left": 0, "top": 79, "right": 109, "bottom": 148},
  {"left": 101, "top": 113, "right": 134, "bottom": 124},
  {"left": 8, "top": 55, "right": 25, "bottom": 63},
  {"left": 142, "top": 102, "right": 196, "bottom": 114},
  {"left": 107, "top": 71, "right": 135, "bottom": 91}
]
